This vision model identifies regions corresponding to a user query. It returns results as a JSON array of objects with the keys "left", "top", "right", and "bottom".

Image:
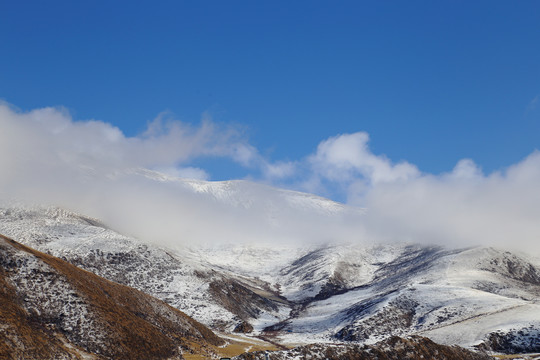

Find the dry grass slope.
[
  {"left": 0, "top": 266, "right": 88, "bottom": 359},
  {"left": 0, "top": 234, "right": 223, "bottom": 359}
]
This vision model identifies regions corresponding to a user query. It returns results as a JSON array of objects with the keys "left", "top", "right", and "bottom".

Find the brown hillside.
[
  {"left": 0, "top": 234, "right": 223, "bottom": 359},
  {"left": 0, "top": 266, "right": 86, "bottom": 359}
]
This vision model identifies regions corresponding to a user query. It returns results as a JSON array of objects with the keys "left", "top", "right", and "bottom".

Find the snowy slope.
[
  {"left": 281, "top": 246, "right": 540, "bottom": 349},
  {"left": 0, "top": 205, "right": 292, "bottom": 330},
  {"left": 136, "top": 169, "right": 356, "bottom": 216},
  {"left": 1, "top": 177, "right": 540, "bottom": 354},
  {"left": 185, "top": 240, "right": 540, "bottom": 351}
]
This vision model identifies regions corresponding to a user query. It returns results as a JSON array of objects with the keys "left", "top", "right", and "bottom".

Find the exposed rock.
[
  {"left": 233, "top": 321, "right": 254, "bottom": 333},
  {"left": 233, "top": 336, "right": 495, "bottom": 360},
  {"left": 208, "top": 277, "right": 279, "bottom": 320},
  {"left": 335, "top": 295, "right": 418, "bottom": 342},
  {"left": 476, "top": 326, "right": 540, "bottom": 354}
]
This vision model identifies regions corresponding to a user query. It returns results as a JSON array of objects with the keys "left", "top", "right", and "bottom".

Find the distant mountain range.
[{"left": 1, "top": 178, "right": 540, "bottom": 358}]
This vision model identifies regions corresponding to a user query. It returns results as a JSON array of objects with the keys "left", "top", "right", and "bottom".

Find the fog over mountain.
[{"left": 1, "top": 103, "right": 539, "bottom": 253}]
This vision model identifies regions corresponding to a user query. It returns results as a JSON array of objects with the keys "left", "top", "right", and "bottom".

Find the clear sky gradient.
[{"left": 1, "top": 1, "right": 539, "bottom": 196}]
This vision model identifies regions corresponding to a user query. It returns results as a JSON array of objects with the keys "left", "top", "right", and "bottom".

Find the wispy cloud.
[
  {"left": 530, "top": 94, "right": 539, "bottom": 109},
  {"left": 526, "top": 94, "right": 540, "bottom": 116},
  {"left": 0, "top": 102, "right": 283, "bottom": 182}
]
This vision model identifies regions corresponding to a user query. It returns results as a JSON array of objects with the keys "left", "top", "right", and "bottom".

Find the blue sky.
[{"left": 1, "top": 0, "right": 539, "bottom": 202}]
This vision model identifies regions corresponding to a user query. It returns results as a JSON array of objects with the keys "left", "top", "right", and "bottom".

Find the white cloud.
[
  {"left": 0, "top": 103, "right": 252, "bottom": 205},
  {"left": 0, "top": 103, "right": 253, "bottom": 174},
  {"left": 361, "top": 151, "right": 540, "bottom": 252},
  {"left": 230, "top": 143, "right": 259, "bottom": 166},
  {"left": 0, "top": 103, "right": 357, "bottom": 247},
  {"left": 309, "top": 132, "right": 420, "bottom": 184},
  {"left": 305, "top": 132, "right": 419, "bottom": 202},
  {"left": 294, "top": 131, "right": 540, "bottom": 253},
  {"left": 261, "top": 161, "right": 296, "bottom": 180},
  {"left": 1, "top": 102, "right": 539, "bottom": 254},
  {"left": 448, "top": 158, "right": 483, "bottom": 180},
  {"left": 153, "top": 166, "right": 210, "bottom": 181}
]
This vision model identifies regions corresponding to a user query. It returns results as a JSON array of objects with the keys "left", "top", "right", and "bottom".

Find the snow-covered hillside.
[
  {"left": 136, "top": 169, "right": 356, "bottom": 216},
  {"left": 0, "top": 234, "right": 223, "bottom": 359},
  {"left": 0, "top": 205, "right": 259, "bottom": 329},
  {"left": 1, "top": 178, "right": 540, "bottom": 355}
]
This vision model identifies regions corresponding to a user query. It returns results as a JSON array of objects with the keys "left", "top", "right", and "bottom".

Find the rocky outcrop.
[
  {"left": 476, "top": 326, "right": 540, "bottom": 354},
  {"left": 233, "top": 321, "right": 254, "bottom": 333},
  {"left": 233, "top": 336, "right": 494, "bottom": 360}
]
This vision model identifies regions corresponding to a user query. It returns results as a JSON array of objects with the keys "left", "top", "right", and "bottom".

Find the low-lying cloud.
[
  {"left": 1, "top": 102, "right": 539, "bottom": 254},
  {"left": 363, "top": 153, "right": 540, "bottom": 251},
  {"left": 0, "top": 103, "right": 360, "bottom": 247},
  {"left": 303, "top": 131, "right": 540, "bottom": 252}
]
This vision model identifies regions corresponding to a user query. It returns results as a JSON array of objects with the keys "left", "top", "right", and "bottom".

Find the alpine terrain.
[
  {"left": 1, "top": 178, "right": 540, "bottom": 359},
  {"left": 0, "top": 233, "right": 223, "bottom": 359}
]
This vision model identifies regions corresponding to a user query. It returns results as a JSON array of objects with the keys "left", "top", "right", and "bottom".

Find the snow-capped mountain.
[
  {"left": 135, "top": 169, "right": 355, "bottom": 216},
  {"left": 1, "top": 178, "right": 539, "bottom": 356}
]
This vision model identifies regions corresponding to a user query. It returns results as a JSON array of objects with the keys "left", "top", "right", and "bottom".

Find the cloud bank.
[
  {"left": 302, "top": 131, "right": 540, "bottom": 252},
  {"left": 1, "top": 103, "right": 539, "bottom": 253},
  {"left": 0, "top": 103, "right": 359, "bottom": 247},
  {"left": 363, "top": 153, "right": 540, "bottom": 251}
]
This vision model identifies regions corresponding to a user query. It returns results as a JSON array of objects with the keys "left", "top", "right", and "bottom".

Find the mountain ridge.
[{"left": 1, "top": 195, "right": 540, "bottom": 355}]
